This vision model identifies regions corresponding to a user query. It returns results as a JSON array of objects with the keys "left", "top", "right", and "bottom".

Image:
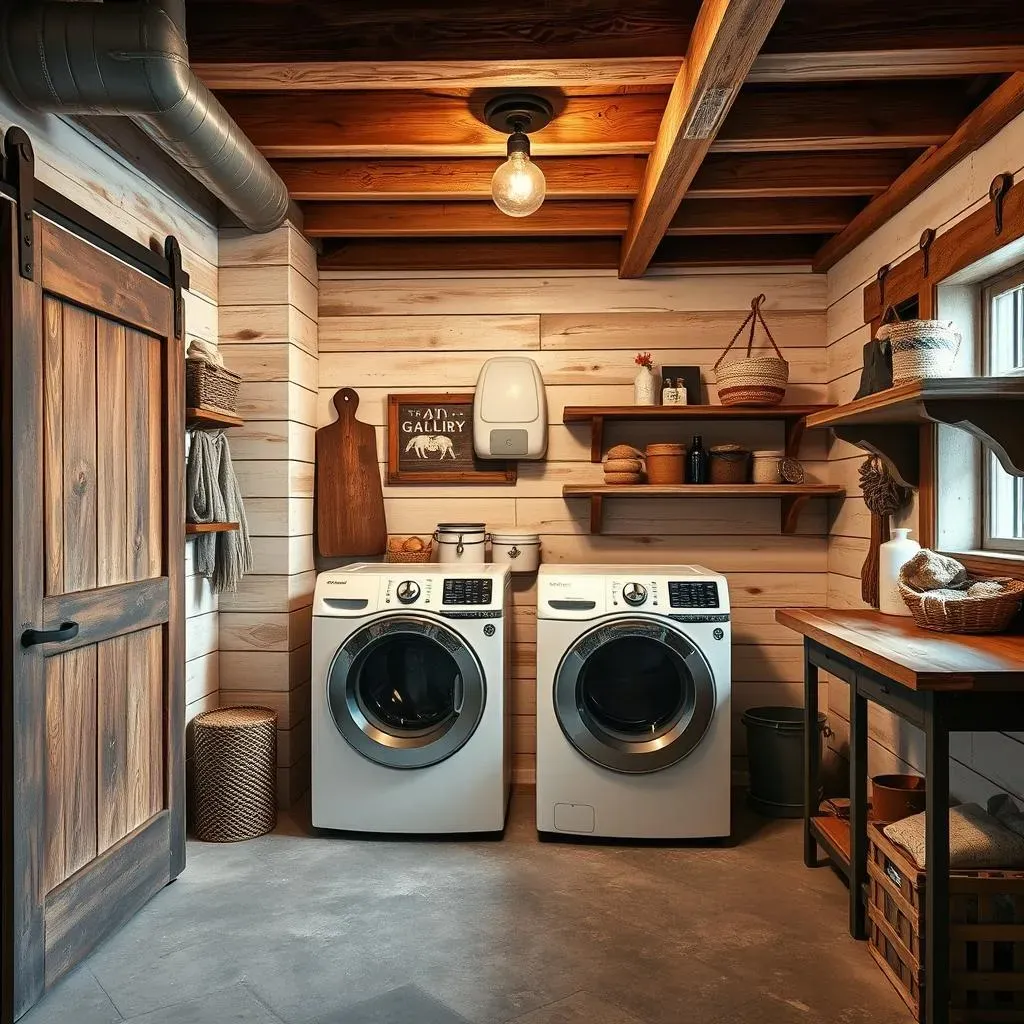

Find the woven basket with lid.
[{"left": 193, "top": 706, "right": 278, "bottom": 842}]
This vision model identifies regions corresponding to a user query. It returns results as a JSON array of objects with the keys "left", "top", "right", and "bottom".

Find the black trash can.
[{"left": 742, "top": 706, "right": 828, "bottom": 818}]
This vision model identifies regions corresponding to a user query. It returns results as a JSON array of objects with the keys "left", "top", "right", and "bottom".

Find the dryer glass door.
[
  {"left": 327, "top": 616, "right": 486, "bottom": 769},
  {"left": 554, "top": 618, "right": 716, "bottom": 774}
]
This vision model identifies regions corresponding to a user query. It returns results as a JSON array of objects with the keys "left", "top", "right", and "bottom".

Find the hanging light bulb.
[{"left": 491, "top": 129, "right": 546, "bottom": 218}]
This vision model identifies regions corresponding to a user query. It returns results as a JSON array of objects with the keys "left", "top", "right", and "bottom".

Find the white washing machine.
[
  {"left": 536, "top": 565, "right": 731, "bottom": 839},
  {"left": 311, "top": 563, "right": 512, "bottom": 834}
]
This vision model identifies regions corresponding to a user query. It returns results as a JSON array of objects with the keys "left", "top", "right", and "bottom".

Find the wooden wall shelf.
[
  {"left": 805, "top": 378, "right": 1024, "bottom": 488},
  {"left": 563, "top": 483, "right": 844, "bottom": 534},
  {"left": 562, "top": 404, "right": 834, "bottom": 463},
  {"left": 185, "top": 522, "right": 239, "bottom": 535},
  {"left": 186, "top": 406, "right": 244, "bottom": 429}
]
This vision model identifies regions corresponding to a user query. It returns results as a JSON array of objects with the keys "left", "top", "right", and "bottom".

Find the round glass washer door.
[
  {"left": 553, "top": 618, "right": 716, "bottom": 774},
  {"left": 327, "top": 615, "right": 485, "bottom": 769}
]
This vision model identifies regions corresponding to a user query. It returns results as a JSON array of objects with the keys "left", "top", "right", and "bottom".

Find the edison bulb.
[{"left": 491, "top": 150, "right": 546, "bottom": 218}]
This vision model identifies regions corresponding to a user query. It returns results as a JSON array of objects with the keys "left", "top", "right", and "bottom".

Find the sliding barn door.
[{"left": 1, "top": 203, "right": 184, "bottom": 1021}]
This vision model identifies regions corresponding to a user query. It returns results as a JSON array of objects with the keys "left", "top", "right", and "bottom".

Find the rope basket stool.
[{"left": 193, "top": 706, "right": 277, "bottom": 842}]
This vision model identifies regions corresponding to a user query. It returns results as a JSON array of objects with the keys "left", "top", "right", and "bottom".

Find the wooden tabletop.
[{"left": 776, "top": 608, "right": 1024, "bottom": 691}]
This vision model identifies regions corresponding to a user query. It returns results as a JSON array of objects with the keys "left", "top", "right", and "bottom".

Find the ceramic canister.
[
  {"left": 433, "top": 522, "right": 488, "bottom": 565},
  {"left": 751, "top": 450, "right": 785, "bottom": 484},
  {"left": 490, "top": 527, "right": 542, "bottom": 573}
]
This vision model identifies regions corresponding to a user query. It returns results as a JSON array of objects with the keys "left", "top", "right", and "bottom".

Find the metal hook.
[
  {"left": 877, "top": 264, "right": 890, "bottom": 309},
  {"left": 919, "top": 228, "right": 936, "bottom": 278},
  {"left": 990, "top": 172, "right": 1014, "bottom": 236}
]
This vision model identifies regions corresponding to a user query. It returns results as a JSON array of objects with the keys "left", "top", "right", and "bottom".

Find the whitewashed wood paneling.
[{"left": 320, "top": 270, "right": 828, "bottom": 782}]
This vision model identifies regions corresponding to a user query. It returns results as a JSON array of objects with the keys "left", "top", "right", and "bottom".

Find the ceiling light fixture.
[{"left": 484, "top": 93, "right": 554, "bottom": 218}]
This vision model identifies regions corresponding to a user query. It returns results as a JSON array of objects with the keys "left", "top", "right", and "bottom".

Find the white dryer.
[
  {"left": 311, "top": 563, "right": 511, "bottom": 834},
  {"left": 536, "top": 565, "right": 731, "bottom": 839}
]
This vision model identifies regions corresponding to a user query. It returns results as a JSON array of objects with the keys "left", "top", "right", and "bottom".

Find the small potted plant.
[{"left": 634, "top": 352, "right": 657, "bottom": 405}]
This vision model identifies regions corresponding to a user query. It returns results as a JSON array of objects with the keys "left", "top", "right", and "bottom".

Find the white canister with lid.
[
  {"left": 751, "top": 450, "right": 785, "bottom": 484},
  {"left": 433, "top": 522, "right": 488, "bottom": 565},
  {"left": 489, "top": 527, "right": 542, "bottom": 574}
]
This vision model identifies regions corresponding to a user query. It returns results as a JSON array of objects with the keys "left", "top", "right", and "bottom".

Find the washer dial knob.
[
  {"left": 396, "top": 580, "right": 421, "bottom": 604},
  {"left": 622, "top": 582, "right": 648, "bottom": 606}
]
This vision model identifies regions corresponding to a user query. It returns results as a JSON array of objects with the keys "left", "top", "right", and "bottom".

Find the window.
[{"left": 982, "top": 265, "right": 1024, "bottom": 552}]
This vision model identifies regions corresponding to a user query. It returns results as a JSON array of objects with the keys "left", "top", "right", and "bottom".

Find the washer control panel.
[
  {"left": 443, "top": 578, "right": 493, "bottom": 605},
  {"left": 668, "top": 580, "right": 720, "bottom": 609}
]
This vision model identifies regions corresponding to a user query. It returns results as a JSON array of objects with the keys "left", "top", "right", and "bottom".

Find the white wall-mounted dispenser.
[{"left": 473, "top": 356, "right": 548, "bottom": 460}]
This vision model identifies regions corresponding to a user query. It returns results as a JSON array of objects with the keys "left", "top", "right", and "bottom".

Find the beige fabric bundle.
[
  {"left": 883, "top": 802, "right": 1024, "bottom": 869},
  {"left": 187, "top": 338, "right": 225, "bottom": 368},
  {"left": 900, "top": 548, "right": 969, "bottom": 592}
]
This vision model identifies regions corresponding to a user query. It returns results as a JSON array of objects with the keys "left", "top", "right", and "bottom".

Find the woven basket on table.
[
  {"left": 713, "top": 294, "right": 790, "bottom": 406},
  {"left": 193, "top": 706, "right": 277, "bottom": 842},
  {"left": 185, "top": 357, "right": 242, "bottom": 414},
  {"left": 897, "top": 579, "right": 1024, "bottom": 634},
  {"left": 385, "top": 544, "right": 433, "bottom": 564}
]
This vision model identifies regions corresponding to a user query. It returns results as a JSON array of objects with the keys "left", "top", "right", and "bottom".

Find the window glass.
[{"left": 984, "top": 269, "right": 1024, "bottom": 552}]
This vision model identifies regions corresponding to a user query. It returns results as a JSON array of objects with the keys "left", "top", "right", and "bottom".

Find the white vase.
[
  {"left": 879, "top": 527, "right": 920, "bottom": 616},
  {"left": 634, "top": 366, "right": 657, "bottom": 405}
]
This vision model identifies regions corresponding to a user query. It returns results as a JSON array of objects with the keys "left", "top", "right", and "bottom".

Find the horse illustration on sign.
[{"left": 404, "top": 434, "right": 456, "bottom": 460}]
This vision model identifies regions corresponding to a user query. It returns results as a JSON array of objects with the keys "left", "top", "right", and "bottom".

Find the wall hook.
[
  {"left": 989, "top": 172, "right": 1014, "bottom": 236},
  {"left": 919, "top": 228, "right": 936, "bottom": 278}
]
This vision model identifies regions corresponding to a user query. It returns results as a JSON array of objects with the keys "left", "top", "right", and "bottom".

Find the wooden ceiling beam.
[
  {"left": 654, "top": 234, "right": 824, "bottom": 266},
  {"left": 272, "top": 156, "right": 648, "bottom": 200},
  {"left": 668, "top": 197, "right": 863, "bottom": 235},
  {"left": 618, "top": 0, "right": 786, "bottom": 278},
  {"left": 318, "top": 237, "right": 623, "bottom": 272},
  {"left": 814, "top": 73, "right": 1024, "bottom": 271},
  {"left": 218, "top": 91, "right": 665, "bottom": 158},
  {"left": 688, "top": 151, "right": 919, "bottom": 199},
  {"left": 194, "top": 58, "right": 683, "bottom": 91},
  {"left": 301, "top": 201, "right": 632, "bottom": 237},
  {"left": 714, "top": 82, "right": 968, "bottom": 153},
  {"left": 749, "top": 46, "right": 1024, "bottom": 83}
]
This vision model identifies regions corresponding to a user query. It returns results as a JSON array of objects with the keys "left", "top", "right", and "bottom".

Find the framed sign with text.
[{"left": 386, "top": 393, "right": 517, "bottom": 485}]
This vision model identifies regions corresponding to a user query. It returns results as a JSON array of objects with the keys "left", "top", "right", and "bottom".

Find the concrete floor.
[{"left": 23, "top": 794, "right": 912, "bottom": 1024}]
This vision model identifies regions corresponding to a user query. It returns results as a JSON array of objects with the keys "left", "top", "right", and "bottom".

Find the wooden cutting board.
[{"left": 315, "top": 388, "right": 387, "bottom": 557}]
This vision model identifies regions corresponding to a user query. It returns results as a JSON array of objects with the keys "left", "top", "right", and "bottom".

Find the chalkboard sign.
[{"left": 386, "top": 393, "right": 517, "bottom": 485}]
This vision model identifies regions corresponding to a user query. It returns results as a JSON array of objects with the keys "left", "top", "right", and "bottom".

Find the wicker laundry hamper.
[{"left": 193, "top": 706, "right": 278, "bottom": 842}]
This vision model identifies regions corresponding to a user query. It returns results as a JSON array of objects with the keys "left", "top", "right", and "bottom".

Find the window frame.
[{"left": 980, "top": 263, "right": 1024, "bottom": 554}]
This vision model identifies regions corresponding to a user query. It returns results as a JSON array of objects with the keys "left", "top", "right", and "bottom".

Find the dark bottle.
[{"left": 687, "top": 434, "right": 709, "bottom": 484}]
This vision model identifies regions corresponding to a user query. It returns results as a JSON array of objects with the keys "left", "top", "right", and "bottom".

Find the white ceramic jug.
[{"left": 878, "top": 527, "right": 920, "bottom": 616}]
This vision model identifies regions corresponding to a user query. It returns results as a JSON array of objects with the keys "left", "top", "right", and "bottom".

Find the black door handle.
[{"left": 21, "top": 621, "right": 79, "bottom": 648}]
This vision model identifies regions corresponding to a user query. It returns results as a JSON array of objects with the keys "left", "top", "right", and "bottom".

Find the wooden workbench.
[{"left": 776, "top": 608, "right": 1024, "bottom": 1024}]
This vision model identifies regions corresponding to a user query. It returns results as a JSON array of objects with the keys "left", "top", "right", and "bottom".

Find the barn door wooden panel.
[{"left": 2, "top": 205, "right": 184, "bottom": 1021}]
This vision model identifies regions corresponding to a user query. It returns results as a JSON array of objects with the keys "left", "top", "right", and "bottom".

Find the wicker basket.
[
  {"left": 386, "top": 544, "right": 433, "bottom": 564},
  {"left": 897, "top": 578, "right": 1024, "bottom": 634},
  {"left": 867, "top": 822, "right": 1024, "bottom": 1022},
  {"left": 709, "top": 444, "right": 750, "bottom": 484},
  {"left": 879, "top": 320, "right": 961, "bottom": 385},
  {"left": 186, "top": 357, "right": 242, "bottom": 415},
  {"left": 193, "top": 706, "right": 277, "bottom": 842},
  {"left": 714, "top": 294, "right": 790, "bottom": 406}
]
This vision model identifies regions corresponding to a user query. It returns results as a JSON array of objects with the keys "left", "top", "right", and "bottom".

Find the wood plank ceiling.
[{"left": 185, "top": 0, "right": 1024, "bottom": 276}]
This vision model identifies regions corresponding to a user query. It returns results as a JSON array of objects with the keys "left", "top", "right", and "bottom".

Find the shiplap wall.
[
  {"left": 825, "top": 110, "right": 1024, "bottom": 804},
  {"left": 318, "top": 268, "right": 829, "bottom": 784},
  {"left": 218, "top": 225, "right": 318, "bottom": 807},
  {"left": 0, "top": 99, "right": 222, "bottom": 732}
]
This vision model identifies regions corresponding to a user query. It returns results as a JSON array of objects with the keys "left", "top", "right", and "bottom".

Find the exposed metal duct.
[{"left": 0, "top": 0, "right": 290, "bottom": 233}]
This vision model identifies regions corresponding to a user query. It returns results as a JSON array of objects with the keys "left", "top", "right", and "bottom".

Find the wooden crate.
[{"left": 867, "top": 823, "right": 1024, "bottom": 1023}]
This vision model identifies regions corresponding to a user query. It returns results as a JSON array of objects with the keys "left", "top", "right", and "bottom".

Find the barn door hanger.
[
  {"left": 990, "top": 172, "right": 1014, "bottom": 236},
  {"left": 2, "top": 126, "right": 35, "bottom": 281}
]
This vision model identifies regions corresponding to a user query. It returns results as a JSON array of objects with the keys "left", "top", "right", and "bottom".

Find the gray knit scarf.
[{"left": 186, "top": 430, "right": 252, "bottom": 592}]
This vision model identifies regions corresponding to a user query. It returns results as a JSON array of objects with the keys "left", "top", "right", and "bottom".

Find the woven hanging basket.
[
  {"left": 186, "top": 357, "right": 242, "bottom": 415},
  {"left": 713, "top": 294, "right": 790, "bottom": 406},
  {"left": 193, "top": 706, "right": 277, "bottom": 842},
  {"left": 877, "top": 319, "right": 961, "bottom": 385}
]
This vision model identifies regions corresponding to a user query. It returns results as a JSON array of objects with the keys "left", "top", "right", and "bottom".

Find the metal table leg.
[
  {"left": 849, "top": 678, "right": 868, "bottom": 940},
  {"left": 925, "top": 694, "right": 950, "bottom": 1024},
  {"left": 804, "top": 644, "right": 819, "bottom": 868}
]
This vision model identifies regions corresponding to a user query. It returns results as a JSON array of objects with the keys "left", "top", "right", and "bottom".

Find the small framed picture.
[
  {"left": 660, "top": 365, "right": 703, "bottom": 404},
  {"left": 386, "top": 393, "right": 517, "bottom": 485}
]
